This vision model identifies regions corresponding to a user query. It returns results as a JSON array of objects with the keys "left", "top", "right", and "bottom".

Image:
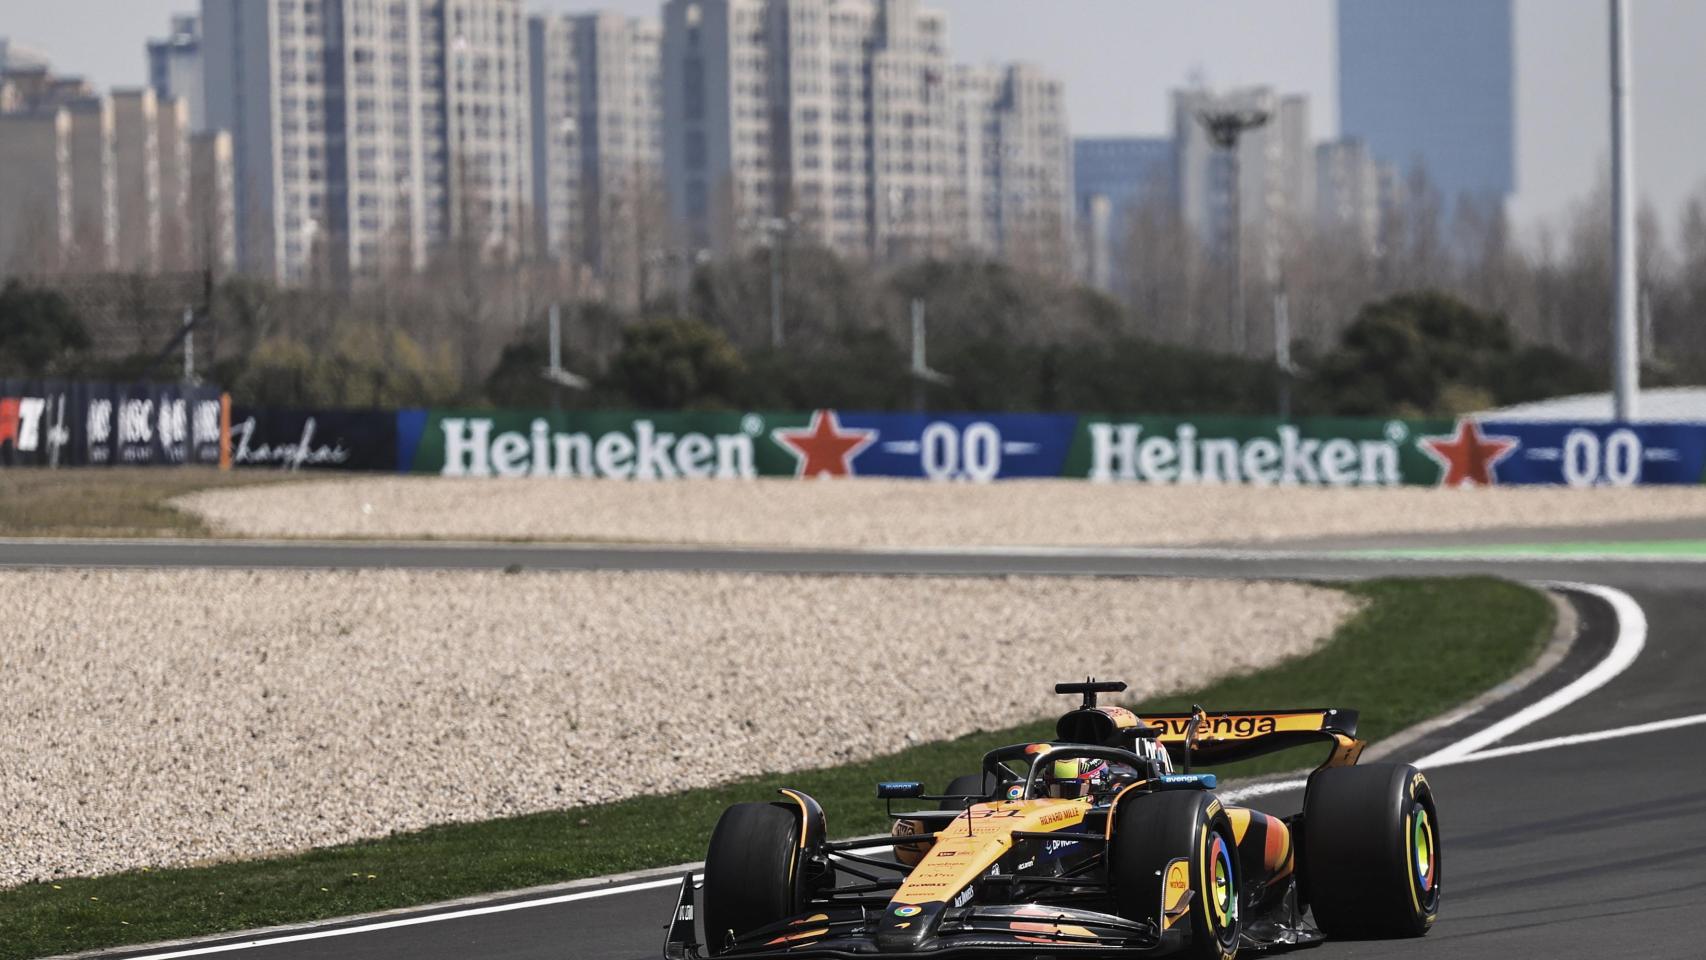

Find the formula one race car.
[{"left": 664, "top": 680, "right": 1439, "bottom": 958}]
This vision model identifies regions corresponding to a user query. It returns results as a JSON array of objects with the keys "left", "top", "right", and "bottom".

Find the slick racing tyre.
[
  {"left": 938, "top": 772, "right": 1000, "bottom": 810},
  {"left": 1110, "top": 789, "right": 1242, "bottom": 960},
  {"left": 1301, "top": 763, "right": 1440, "bottom": 939},
  {"left": 701, "top": 802, "right": 805, "bottom": 955}
]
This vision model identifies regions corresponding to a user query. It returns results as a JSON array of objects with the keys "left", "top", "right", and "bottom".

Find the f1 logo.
[{"left": 0, "top": 397, "right": 46, "bottom": 451}]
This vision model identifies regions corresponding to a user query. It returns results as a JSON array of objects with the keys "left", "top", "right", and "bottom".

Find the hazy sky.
[{"left": 4, "top": 0, "right": 1702, "bottom": 241}]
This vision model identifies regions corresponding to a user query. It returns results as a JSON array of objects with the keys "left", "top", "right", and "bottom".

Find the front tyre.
[
  {"left": 1301, "top": 763, "right": 1440, "bottom": 939},
  {"left": 701, "top": 802, "right": 803, "bottom": 955},
  {"left": 1110, "top": 789, "right": 1241, "bottom": 960}
]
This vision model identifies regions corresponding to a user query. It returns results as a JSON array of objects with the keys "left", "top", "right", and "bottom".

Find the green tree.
[
  {"left": 0, "top": 280, "right": 92, "bottom": 377},
  {"left": 1048, "top": 338, "right": 1284, "bottom": 415},
  {"left": 1310, "top": 292, "right": 1513, "bottom": 416},
  {"left": 1307, "top": 291, "right": 1599, "bottom": 416},
  {"left": 738, "top": 327, "right": 911, "bottom": 410},
  {"left": 234, "top": 336, "right": 317, "bottom": 405},
  {"left": 233, "top": 327, "right": 458, "bottom": 408},
  {"left": 606, "top": 316, "right": 745, "bottom": 410},
  {"left": 484, "top": 337, "right": 556, "bottom": 409}
]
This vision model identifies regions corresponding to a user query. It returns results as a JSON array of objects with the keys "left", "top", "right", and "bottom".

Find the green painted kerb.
[{"left": 1356, "top": 540, "right": 1706, "bottom": 559}]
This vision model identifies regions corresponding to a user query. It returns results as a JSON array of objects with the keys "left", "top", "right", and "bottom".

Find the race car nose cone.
[{"left": 875, "top": 900, "right": 944, "bottom": 951}]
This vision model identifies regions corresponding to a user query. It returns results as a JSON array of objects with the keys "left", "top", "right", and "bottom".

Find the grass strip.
[
  {"left": 0, "top": 469, "right": 296, "bottom": 539},
  {"left": 0, "top": 577, "right": 1551, "bottom": 960}
]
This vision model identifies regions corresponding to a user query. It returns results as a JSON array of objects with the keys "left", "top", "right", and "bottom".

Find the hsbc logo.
[{"left": 1, "top": 385, "right": 224, "bottom": 467}]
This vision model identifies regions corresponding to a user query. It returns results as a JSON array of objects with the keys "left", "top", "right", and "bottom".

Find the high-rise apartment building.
[
  {"left": 201, "top": 0, "right": 533, "bottom": 284},
  {"left": 662, "top": 0, "right": 960, "bottom": 262},
  {"left": 953, "top": 63, "right": 1073, "bottom": 271},
  {"left": 0, "top": 38, "right": 50, "bottom": 75},
  {"left": 64, "top": 97, "right": 117, "bottom": 271},
  {"left": 1, "top": 60, "right": 112, "bottom": 275},
  {"left": 112, "top": 89, "right": 164, "bottom": 274},
  {"left": 852, "top": 0, "right": 956, "bottom": 263},
  {"left": 0, "top": 63, "right": 93, "bottom": 115},
  {"left": 1337, "top": 0, "right": 1514, "bottom": 207},
  {"left": 1315, "top": 137, "right": 1390, "bottom": 254},
  {"left": 1173, "top": 86, "right": 1311, "bottom": 284},
  {"left": 530, "top": 11, "right": 664, "bottom": 304},
  {"left": 0, "top": 110, "right": 73, "bottom": 274},
  {"left": 148, "top": 14, "right": 207, "bottom": 131},
  {"left": 156, "top": 95, "right": 193, "bottom": 271},
  {"left": 189, "top": 130, "right": 238, "bottom": 273},
  {"left": 1073, "top": 136, "right": 1172, "bottom": 291},
  {"left": 0, "top": 55, "right": 188, "bottom": 278},
  {"left": 1074, "top": 137, "right": 1174, "bottom": 216}
]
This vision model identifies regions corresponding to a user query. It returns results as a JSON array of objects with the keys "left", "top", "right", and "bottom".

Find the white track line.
[
  {"left": 1410, "top": 581, "right": 1648, "bottom": 767},
  {"left": 1220, "top": 711, "right": 1706, "bottom": 803},
  {"left": 106, "top": 582, "right": 1650, "bottom": 960},
  {"left": 112, "top": 876, "right": 694, "bottom": 960},
  {"left": 1435, "top": 712, "right": 1706, "bottom": 765},
  {"left": 1223, "top": 582, "right": 1648, "bottom": 804}
]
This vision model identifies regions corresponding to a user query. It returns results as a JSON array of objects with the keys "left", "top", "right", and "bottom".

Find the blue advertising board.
[
  {"left": 1478, "top": 421, "right": 1706, "bottom": 487},
  {"left": 831, "top": 413, "right": 1080, "bottom": 481}
]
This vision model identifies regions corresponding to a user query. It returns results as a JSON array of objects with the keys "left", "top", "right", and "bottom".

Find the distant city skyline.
[
  {"left": 4, "top": 0, "right": 1703, "bottom": 241},
  {"left": 1339, "top": 0, "right": 1515, "bottom": 207}
]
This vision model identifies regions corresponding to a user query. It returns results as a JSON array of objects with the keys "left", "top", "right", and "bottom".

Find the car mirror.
[{"left": 876, "top": 781, "right": 925, "bottom": 799}]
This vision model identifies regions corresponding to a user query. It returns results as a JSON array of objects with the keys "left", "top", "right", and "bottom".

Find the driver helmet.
[{"left": 1045, "top": 757, "right": 1110, "bottom": 799}]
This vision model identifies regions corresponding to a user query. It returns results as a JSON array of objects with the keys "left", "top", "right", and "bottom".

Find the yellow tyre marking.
[{"left": 1404, "top": 809, "right": 1421, "bottom": 914}]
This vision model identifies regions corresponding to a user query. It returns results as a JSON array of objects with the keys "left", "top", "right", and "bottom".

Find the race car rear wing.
[{"left": 1138, "top": 707, "right": 1365, "bottom": 771}]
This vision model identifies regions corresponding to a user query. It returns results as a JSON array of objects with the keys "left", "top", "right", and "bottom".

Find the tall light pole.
[
  {"left": 1610, "top": 0, "right": 1639, "bottom": 421},
  {"left": 759, "top": 216, "right": 793, "bottom": 349},
  {"left": 908, "top": 298, "right": 951, "bottom": 411},
  {"left": 1197, "top": 107, "right": 1270, "bottom": 355}
]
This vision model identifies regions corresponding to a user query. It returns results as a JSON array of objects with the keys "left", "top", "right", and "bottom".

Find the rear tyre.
[
  {"left": 701, "top": 802, "right": 803, "bottom": 955},
  {"left": 1110, "top": 790, "right": 1241, "bottom": 960},
  {"left": 1301, "top": 763, "right": 1440, "bottom": 939},
  {"left": 939, "top": 772, "right": 999, "bottom": 810}
]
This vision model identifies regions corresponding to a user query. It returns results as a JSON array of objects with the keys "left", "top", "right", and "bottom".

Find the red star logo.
[
  {"left": 772, "top": 410, "right": 877, "bottom": 478},
  {"left": 1421, "top": 419, "right": 1519, "bottom": 487}
]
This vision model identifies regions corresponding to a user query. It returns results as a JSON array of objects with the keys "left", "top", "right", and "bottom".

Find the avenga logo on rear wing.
[
  {"left": 1137, "top": 708, "right": 1365, "bottom": 772},
  {"left": 1140, "top": 710, "right": 1355, "bottom": 741}
]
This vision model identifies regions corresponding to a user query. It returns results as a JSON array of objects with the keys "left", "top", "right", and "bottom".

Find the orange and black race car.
[{"left": 664, "top": 680, "right": 1439, "bottom": 958}]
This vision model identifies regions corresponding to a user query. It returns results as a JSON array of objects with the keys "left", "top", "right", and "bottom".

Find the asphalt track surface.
[{"left": 7, "top": 535, "right": 1702, "bottom": 960}]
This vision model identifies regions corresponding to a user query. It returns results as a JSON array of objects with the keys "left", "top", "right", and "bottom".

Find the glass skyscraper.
[{"left": 1337, "top": 0, "right": 1515, "bottom": 207}]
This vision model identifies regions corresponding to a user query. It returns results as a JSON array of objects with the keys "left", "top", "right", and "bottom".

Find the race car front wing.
[{"left": 663, "top": 874, "right": 1165, "bottom": 958}]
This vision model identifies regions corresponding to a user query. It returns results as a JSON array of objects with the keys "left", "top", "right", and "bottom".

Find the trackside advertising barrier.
[
  {"left": 228, "top": 405, "right": 399, "bottom": 472},
  {"left": 396, "top": 409, "right": 1706, "bottom": 487},
  {"left": 0, "top": 379, "right": 225, "bottom": 468},
  {"left": 21, "top": 388, "right": 1696, "bottom": 485}
]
